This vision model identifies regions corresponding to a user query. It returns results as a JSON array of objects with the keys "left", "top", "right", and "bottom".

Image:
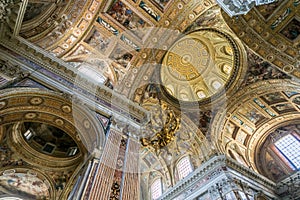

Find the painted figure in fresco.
[
  {"left": 108, "top": 1, "right": 147, "bottom": 39},
  {"left": 23, "top": 3, "right": 50, "bottom": 22},
  {"left": 108, "top": 1, "right": 145, "bottom": 29},
  {"left": 257, "top": 1, "right": 280, "bottom": 19},
  {"left": 263, "top": 92, "right": 285, "bottom": 104},
  {"left": 198, "top": 111, "right": 212, "bottom": 133},
  {"left": 281, "top": 19, "right": 300, "bottom": 40},
  {"left": 244, "top": 53, "right": 290, "bottom": 87},
  {"left": 0, "top": 172, "right": 50, "bottom": 199},
  {"left": 113, "top": 52, "right": 132, "bottom": 68},
  {"left": 267, "top": 160, "right": 286, "bottom": 181},
  {"left": 245, "top": 109, "right": 263, "bottom": 124},
  {"left": 85, "top": 29, "right": 110, "bottom": 52},
  {"left": 110, "top": 46, "right": 133, "bottom": 68}
]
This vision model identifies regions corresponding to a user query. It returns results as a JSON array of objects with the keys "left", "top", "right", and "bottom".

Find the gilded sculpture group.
[{"left": 141, "top": 101, "right": 180, "bottom": 151}]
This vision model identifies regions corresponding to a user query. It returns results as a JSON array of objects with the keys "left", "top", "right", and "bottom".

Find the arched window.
[
  {"left": 275, "top": 134, "right": 300, "bottom": 169},
  {"left": 151, "top": 178, "right": 162, "bottom": 200},
  {"left": 177, "top": 156, "right": 193, "bottom": 180}
]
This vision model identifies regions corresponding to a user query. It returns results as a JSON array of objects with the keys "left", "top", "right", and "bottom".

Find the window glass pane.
[
  {"left": 177, "top": 156, "right": 193, "bottom": 180},
  {"left": 225, "top": 191, "right": 236, "bottom": 200},
  {"left": 275, "top": 134, "right": 300, "bottom": 169},
  {"left": 151, "top": 178, "right": 162, "bottom": 200},
  {"left": 238, "top": 191, "right": 248, "bottom": 200}
]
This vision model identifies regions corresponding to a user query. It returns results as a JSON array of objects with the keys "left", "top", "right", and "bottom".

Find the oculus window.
[{"left": 275, "top": 134, "right": 300, "bottom": 169}]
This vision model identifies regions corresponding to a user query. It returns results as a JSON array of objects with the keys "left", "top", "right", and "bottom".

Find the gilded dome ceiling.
[
  {"left": 160, "top": 28, "right": 246, "bottom": 103},
  {"left": 1, "top": 0, "right": 300, "bottom": 199}
]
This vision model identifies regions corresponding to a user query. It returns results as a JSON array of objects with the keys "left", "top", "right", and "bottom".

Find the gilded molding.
[
  {"left": 221, "top": 1, "right": 300, "bottom": 79},
  {"left": 0, "top": 36, "right": 149, "bottom": 125}
]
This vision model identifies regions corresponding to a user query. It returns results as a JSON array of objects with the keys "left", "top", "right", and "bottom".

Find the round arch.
[
  {"left": 211, "top": 79, "right": 300, "bottom": 172},
  {"left": 0, "top": 88, "right": 106, "bottom": 167}
]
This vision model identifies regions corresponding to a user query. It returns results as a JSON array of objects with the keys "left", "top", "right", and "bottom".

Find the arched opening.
[
  {"left": 176, "top": 156, "right": 193, "bottom": 181},
  {"left": 256, "top": 124, "right": 300, "bottom": 181},
  {"left": 150, "top": 178, "right": 163, "bottom": 200}
]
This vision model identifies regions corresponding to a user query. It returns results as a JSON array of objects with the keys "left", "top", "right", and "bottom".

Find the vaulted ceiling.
[{"left": 1, "top": 0, "right": 300, "bottom": 190}]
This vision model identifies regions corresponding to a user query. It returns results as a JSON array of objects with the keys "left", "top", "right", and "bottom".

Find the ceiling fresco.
[
  {"left": 0, "top": 169, "right": 51, "bottom": 200},
  {"left": 221, "top": 0, "right": 300, "bottom": 79},
  {"left": 0, "top": 0, "right": 300, "bottom": 199},
  {"left": 6, "top": 0, "right": 299, "bottom": 149}
]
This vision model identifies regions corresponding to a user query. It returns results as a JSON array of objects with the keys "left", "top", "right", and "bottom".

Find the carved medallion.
[{"left": 29, "top": 97, "right": 43, "bottom": 105}]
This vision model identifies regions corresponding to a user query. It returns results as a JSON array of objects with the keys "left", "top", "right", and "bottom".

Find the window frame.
[
  {"left": 176, "top": 155, "right": 193, "bottom": 181},
  {"left": 150, "top": 177, "right": 163, "bottom": 200},
  {"left": 274, "top": 133, "right": 300, "bottom": 170}
]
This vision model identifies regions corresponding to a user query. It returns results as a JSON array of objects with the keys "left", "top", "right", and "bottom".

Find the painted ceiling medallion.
[{"left": 160, "top": 28, "right": 245, "bottom": 103}]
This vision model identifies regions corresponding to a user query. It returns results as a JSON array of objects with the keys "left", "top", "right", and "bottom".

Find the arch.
[
  {"left": 0, "top": 88, "right": 106, "bottom": 164},
  {"left": 175, "top": 155, "right": 193, "bottom": 181},
  {"left": 0, "top": 167, "right": 55, "bottom": 199},
  {"left": 254, "top": 121, "right": 300, "bottom": 181},
  {"left": 211, "top": 79, "right": 300, "bottom": 174},
  {"left": 150, "top": 177, "right": 163, "bottom": 200}
]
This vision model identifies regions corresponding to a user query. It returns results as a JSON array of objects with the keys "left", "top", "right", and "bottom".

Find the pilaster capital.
[{"left": 110, "top": 116, "right": 141, "bottom": 140}]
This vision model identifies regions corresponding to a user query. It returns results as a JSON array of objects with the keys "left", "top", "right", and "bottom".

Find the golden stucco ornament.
[{"left": 140, "top": 100, "right": 180, "bottom": 152}]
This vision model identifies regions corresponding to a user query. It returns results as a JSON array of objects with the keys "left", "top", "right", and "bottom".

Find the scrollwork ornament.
[
  {"left": 0, "top": 60, "right": 23, "bottom": 78},
  {"left": 140, "top": 100, "right": 180, "bottom": 153},
  {"left": 0, "top": 0, "right": 13, "bottom": 23}
]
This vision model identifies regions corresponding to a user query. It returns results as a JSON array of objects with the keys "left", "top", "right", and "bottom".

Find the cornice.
[
  {"left": 0, "top": 34, "right": 149, "bottom": 127},
  {"left": 159, "top": 155, "right": 277, "bottom": 200}
]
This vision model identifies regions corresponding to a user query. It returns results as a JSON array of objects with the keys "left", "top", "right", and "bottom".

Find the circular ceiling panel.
[{"left": 160, "top": 28, "right": 246, "bottom": 104}]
